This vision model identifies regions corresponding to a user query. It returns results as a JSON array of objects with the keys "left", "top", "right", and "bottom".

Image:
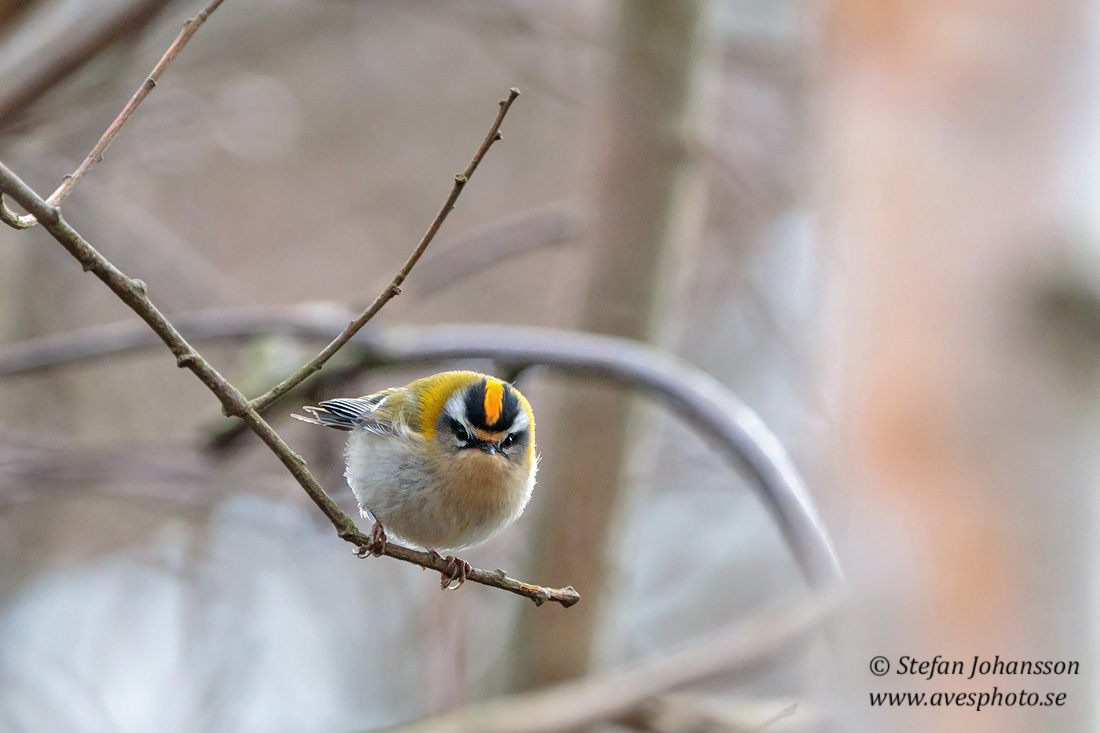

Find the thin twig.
[
  {"left": 2, "top": 0, "right": 228, "bottom": 228},
  {"left": 0, "top": 159, "right": 578, "bottom": 609},
  {"left": 247, "top": 87, "right": 521, "bottom": 413}
]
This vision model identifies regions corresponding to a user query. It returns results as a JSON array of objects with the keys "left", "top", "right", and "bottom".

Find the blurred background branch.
[
  {"left": 614, "top": 696, "right": 800, "bottom": 733},
  {"left": 408, "top": 202, "right": 581, "bottom": 299},
  {"left": 0, "top": 0, "right": 180, "bottom": 129},
  {"left": 0, "top": 0, "right": 223, "bottom": 225},
  {"left": 0, "top": 426, "right": 226, "bottom": 509},
  {"left": 0, "top": 308, "right": 843, "bottom": 598},
  {"left": 371, "top": 595, "right": 834, "bottom": 733}
]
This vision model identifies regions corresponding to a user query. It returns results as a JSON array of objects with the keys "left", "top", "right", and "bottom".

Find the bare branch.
[
  {"left": 247, "top": 87, "right": 522, "bottom": 413},
  {"left": 0, "top": 306, "right": 844, "bottom": 594},
  {"left": 365, "top": 596, "right": 836, "bottom": 733},
  {"left": 0, "top": 159, "right": 579, "bottom": 608},
  {"left": 3, "top": 0, "right": 228, "bottom": 228}
]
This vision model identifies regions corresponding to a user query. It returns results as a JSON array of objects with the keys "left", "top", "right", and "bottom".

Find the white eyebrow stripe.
[
  {"left": 443, "top": 391, "right": 469, "bottom": 424},
  {"left": 508, "top": 406, "right": 530, "bottom": 432}
]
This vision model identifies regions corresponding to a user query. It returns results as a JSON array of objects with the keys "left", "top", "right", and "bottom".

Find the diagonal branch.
[
  {"left": 1, "top": 0, "right": 228, "bottom": 228},
  {"left": 0, "top": 156, "right": 578, "bottom": 609},
  {"left": 247, "top": 87, "right": 521, "bottom": 412}
]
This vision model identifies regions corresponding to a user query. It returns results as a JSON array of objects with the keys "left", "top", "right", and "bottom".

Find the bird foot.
[
  {"left": 430, "top": 551, "right": 471, "bottom": 590},
  {"left": 355, "top": 522, "right": 387, "bottom": 558}
]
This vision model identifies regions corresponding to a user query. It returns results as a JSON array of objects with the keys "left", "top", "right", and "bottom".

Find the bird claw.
[
  {"left": 438, "top": 555, "right": 471, "bottom": 591},
  {"left": 355, "top": 522, "right": 387, "bottom": 558}
]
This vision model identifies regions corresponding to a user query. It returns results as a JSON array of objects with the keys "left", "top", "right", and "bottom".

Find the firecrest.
[{"left": 293, "top": 370, "right": 537, "bottom": 589}]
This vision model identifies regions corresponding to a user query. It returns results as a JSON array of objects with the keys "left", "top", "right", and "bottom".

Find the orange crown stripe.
[{"left": 484, "top": 380, "right": 504, "bottom": 425}]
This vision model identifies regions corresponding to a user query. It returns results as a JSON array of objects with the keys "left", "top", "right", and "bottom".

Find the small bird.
[{"left": 293, "top": 371, "right": 537, "bottom": 589}]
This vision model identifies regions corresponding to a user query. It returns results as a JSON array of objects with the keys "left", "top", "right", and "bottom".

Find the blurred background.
[{"left": 1, "top": 0, "right": 1099, "bottom": 731}]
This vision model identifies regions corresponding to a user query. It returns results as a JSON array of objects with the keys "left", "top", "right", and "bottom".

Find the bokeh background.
[{"left": 1, "top": 1, "right": 1098, "bottom": 731}]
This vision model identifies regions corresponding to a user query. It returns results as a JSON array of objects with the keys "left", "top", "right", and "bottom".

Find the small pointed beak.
[{"left": 478, "top": 442, "right": 497, "bottom": 455}]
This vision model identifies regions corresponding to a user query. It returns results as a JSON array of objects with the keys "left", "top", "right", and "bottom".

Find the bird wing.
[{"left": 293, "top": 388, "right": 405, "bottom": 434}]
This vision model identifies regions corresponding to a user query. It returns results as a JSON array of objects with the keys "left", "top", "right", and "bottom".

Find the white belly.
[{"left": 344, "top": 430, "right": 534, "bottom": 552}]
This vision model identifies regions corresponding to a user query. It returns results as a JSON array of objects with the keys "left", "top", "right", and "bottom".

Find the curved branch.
[
  {"left": 0, "top": 192, "right": 36, "bottom": 228},
  {"left": 0, "top": 306, "right": 844, "bottom": 594}
]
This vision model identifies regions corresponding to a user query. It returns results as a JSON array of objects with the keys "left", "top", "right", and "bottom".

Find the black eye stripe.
[{"left": 448, "top": 417, "right": 470, "bottom": 442}]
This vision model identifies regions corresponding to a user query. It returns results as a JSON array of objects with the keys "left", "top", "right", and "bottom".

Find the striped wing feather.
[{"left": 293, "top": 389, "right": 401, "bottom": 434}]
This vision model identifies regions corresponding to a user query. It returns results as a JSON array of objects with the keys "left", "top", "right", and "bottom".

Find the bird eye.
[
  {"left": 454, "top": 425, "right": 470, "bottom": 443},
  {"left": 501, "top": 433, "right": 515, "bottom": 449}
]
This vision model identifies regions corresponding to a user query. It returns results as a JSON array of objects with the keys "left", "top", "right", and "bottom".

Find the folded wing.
[{"left": 292, "top": 390, "right": 400, "bottom": 434}]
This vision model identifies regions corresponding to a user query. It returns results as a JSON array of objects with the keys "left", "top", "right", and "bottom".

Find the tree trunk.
[
  {"left": 510, "top": 0, "right": 707, "bottom": 690},
  {"left": 824, "top": 1, "right": 1099, "bottom": 730}
]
